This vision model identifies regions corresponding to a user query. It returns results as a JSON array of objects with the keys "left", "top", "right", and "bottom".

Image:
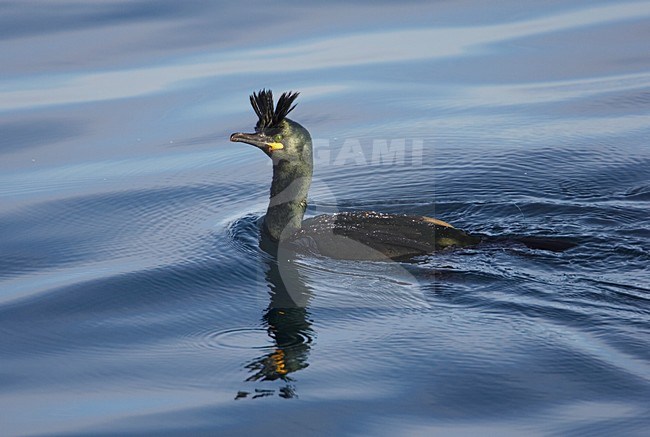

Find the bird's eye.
[{"left": 273, "top": 134, "right": 283, "bottom": 142}]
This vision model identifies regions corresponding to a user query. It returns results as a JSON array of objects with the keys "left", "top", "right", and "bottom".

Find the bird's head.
[{"left": 230, "top": 89, "right": 312, "bottom": 163}]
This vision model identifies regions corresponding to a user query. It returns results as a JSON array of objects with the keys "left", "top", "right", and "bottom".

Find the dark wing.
[{"left": 291, "top": 212, "right": 479, "bottom": 260}]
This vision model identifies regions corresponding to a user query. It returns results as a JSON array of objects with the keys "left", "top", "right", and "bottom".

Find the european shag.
[
  {"left": 230, "top": 89, "right": 479, "bottom": 260},
  {"left": 230, "top": 90, "right": 573, "bottom": 260}
]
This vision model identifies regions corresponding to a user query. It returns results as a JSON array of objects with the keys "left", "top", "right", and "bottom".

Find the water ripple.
[{"left": 3, "top": 2, "right": 650, "bottom": 111}]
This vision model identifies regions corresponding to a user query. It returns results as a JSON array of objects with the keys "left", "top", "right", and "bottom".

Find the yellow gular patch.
[
  {"left": 271, "top": 349, "right": 288, "bottom": 375},
  {"left": 267, "top": 142, "right": 284, "bottom": 151}
]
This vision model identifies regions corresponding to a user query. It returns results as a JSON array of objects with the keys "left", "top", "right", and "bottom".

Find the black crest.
[{"left": 250, "top": 89, "right": 299, "bottom": 129}]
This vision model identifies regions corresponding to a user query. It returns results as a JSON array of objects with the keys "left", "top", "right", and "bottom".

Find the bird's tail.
[{"left": 478, "top": 234, "right": 580, "bottom": 252}]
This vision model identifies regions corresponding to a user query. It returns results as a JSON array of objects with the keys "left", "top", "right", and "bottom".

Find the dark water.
[{"left": 2, "top": 1, "right": 650, "bottom": 435}]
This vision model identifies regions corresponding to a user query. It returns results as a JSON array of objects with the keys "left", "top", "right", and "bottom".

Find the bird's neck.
[{"left": 264, "top": 157, "right": 313, "bottom": 241}]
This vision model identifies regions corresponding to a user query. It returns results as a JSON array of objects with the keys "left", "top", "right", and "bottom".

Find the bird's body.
[
  {"left": 230, "top": 90, "right": 575, "bottom": 260},
  {"left": 230, "top": 90, "right": 478, "bottom": 260},
  {"left": 291, "top": 211, "right": 480, "bottom": 260}
]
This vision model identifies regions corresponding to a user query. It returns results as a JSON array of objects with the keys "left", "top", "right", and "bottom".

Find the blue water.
[{"left": 1, "top": 1, "right": 650, "bottom": 435}]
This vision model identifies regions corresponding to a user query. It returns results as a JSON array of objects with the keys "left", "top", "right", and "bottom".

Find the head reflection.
[{"left": 236, "top": 235, "right": 314, "bottom": 399}]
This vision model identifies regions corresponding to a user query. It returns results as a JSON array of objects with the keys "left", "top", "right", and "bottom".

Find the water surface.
[{"left": 1, "top": 1, "right": 649, "bottom": 435}]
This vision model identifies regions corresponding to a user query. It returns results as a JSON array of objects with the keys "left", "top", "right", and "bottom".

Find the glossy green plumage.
[{"left": 290, "top": 212, "right": 480, "bottom": 260}]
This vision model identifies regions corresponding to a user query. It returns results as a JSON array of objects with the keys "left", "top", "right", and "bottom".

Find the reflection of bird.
[
  {"left": 242, "top": 250, "right": 312, "bottom": 387},
  {"left": 244, "top": 305, "right": 312, "bottom": 383},
  {"left": 231, "top": 90, "right": 480, "bottom": 260}
]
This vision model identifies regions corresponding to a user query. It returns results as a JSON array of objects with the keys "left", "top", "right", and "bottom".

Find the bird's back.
[{"left": 288, "top": 211, "right": 480, "bottom": 261}]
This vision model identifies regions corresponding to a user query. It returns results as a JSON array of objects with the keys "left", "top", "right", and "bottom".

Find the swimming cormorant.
[{"left": 230, "top": 90, "right": 569, "bottom": 260}]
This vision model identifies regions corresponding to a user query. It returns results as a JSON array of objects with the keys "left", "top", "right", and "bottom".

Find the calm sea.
[{"left": 1, "top": 1, "right": 649, "bottom": 435}]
